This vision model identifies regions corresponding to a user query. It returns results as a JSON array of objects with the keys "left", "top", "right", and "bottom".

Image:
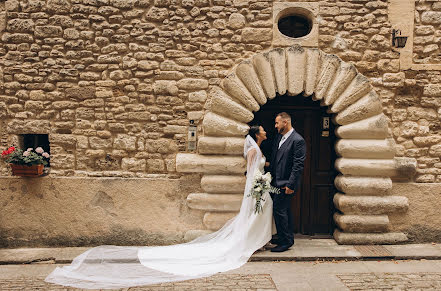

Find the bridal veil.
[{"left": 45, "top": 135, "right": 272, "bottom": 289}]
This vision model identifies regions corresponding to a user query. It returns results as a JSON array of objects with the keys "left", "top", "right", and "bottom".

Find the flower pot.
[{"left": 10, "top": 164, "right": 44, "bottom": 177}]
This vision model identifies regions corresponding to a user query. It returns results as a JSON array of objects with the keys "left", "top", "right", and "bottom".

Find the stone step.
[
  {"left": 187, "top": 193, "right": 242, "bottom": 212},
  {"left": 203, "top": 212, "right": 238, "bottom": 230},
  {"left": 176, "top": 153, "right": 245, "bottom": 174},
  {"left": 335, "top": 91, "right": 383, "bottom": 125},
  {"left": 201, "top": 175, "right": 246, "bottom": 194},
  {"left": 334, "top": 213, "right": 390, "bottom": 233},
  {"left": 334, "top": 229, "right": 408, "bottom": 245},
  {"left": 198, "top": 137, "right": 244, "bottom": 155},
  {"left": 202, "top": 112, "right": 249, "bottom": 137},
  {"left": 334, "top": 175, "right": 392, "bottom": 195},
  {"left": 333, "top": 193, "right": 408, "bottom": 215},
  {"left": 335, "top": 139, "right": 396, "bottom": 159},
  {"left": 335, "top": 114, "right": 389, "bottom": 139},
  {"left": 205, "top": 86, "right": 254, "bottom": 123}
]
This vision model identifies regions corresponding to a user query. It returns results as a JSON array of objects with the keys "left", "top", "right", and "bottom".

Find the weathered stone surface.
[
  {"left": 334, "top": 230, "right": 408, "bottom": 245},
  {"left": 187, "top": 193, "right": 242, "bottom": 211},
  {"left": 153, "top": 80, "right": 178, "bottom": 95},
  {"left": 202, "top": 112, "right": 249, "bottom": 137},
  {"left": 304, "top": 48, "right": 320, "bottom": 96},
  {"left": 235, "top": 60, "right": 266, "bottom": 105},
  {"left": 121, "top": 158, "right": 146, "bottom": 171},
  {"left": 176, "top": 153, "right": 246, "bottom": 174},
  {"left": 114, "top": 134, "right": 137, "bottom": 151},
  {"left": 335, "top": 114, "right": 389, "bottom": 139},
  {"left": 203, "top": 212, "right": 237, "bottom": 230},
  {"left": 201, "top": 175, "right": 246, "bottom": 194},
  {"left": 389, "top": 183, "right": 441, "bottom": 242},
  {"left": 335, "top": 139, "right": 396, "bottom": 159},
  {"left": 252, "top": 53, "right": 276, "bottom": 99},
  {"left": 269, "top": 48, "right": 287, "bottom": 96},
  {"left": 335, "top": 91, "right": 383, "bottom": 125},
  {"left": 334, "top": 194, "right": 409, "bottom": 215},
  {"left": 34, "top": 26, "right": 62, "bottom": 37},
  {"left": 314, "top": 54, "right": 340, "bottom": 101},
  {"left": 421, "top": 11, "right": 441, "bottom": 24},
  {"left": 177, "top": 78, "right": 209, "bottom": 90},
  {"left": 286, "top": 45, "right": 306, "bottom": 96},
  {"left": 228, "top": 13, "right": 246, "bottom": 29},
  {"left": 324, "top": 62, "right": 357, "bottom": 106},
  {"left": 198, "top": 137, "right": 244, "bottom": 155},
  {"left": 335, "top": 175, "right": 392, "bottom": 196},
  {"left": 241, "top": 28, "right": 272, "bottom": 42},
  {"left": 221, "top": 73, "right": 260, "bottom": 112},
  {"left": 0, "top": 177, "right": 201, "bottom": 246},
  {"left": 336, "top": 157, "right": 417, "bottom": 179},
  {"left": 331, "top": 75, "right": 372, "bottom": 113},
  {"left": 334, "top": 213, "right": 390, "bottom": 233},
  {"left": 204, "top": 86, "right": 254, "bottom": 123}
]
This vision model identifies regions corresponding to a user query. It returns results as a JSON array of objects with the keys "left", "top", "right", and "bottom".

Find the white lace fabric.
[{"left": 45, "top": 135, "right": 273, "bottom": 289}]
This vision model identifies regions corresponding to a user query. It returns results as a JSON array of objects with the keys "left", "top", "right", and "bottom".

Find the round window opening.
[{"left": 278, "top": 14, "right": 312, "bottom": 38}]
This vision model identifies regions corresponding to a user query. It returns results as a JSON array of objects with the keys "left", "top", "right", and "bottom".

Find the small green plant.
[{"left": 2, "top": 146, "right": 50, "bottom": 166}]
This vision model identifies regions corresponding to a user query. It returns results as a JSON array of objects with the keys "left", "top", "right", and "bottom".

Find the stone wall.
[
  {"left": 0, "top": 0, "right": 439, "bottom": 182},
  {"left": 0, "top": 0, "right": 440, "bottom": 245},
  {"left": 414, "top": 0, "right": 441, "bottom": 64}
]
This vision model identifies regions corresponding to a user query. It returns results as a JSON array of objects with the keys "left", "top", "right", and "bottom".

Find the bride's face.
[{"left": 257, "top": 126, "right": 267, "bottom": 141}]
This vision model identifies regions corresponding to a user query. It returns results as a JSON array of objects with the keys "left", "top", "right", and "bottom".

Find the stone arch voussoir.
[{"left": 176, "top": 45, "right": 413, "bottom": 245}]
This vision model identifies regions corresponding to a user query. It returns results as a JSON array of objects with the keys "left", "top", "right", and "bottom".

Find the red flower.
[{"left": 2, "top": 147, "right": 16, "bottom": 157}]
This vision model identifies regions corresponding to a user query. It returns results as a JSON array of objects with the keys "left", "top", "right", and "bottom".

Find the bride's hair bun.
[{"left": 248, "top": 125, "right": 260, "bottom": 142}]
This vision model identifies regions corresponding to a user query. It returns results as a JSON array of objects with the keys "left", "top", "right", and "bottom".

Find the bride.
[{"left": 45, "top": 125, "right": 273, "bottom": 289}]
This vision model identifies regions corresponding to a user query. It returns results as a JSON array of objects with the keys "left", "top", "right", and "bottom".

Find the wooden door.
[{"left": 251, "top": 94, "right": 337, "bottom": 235}]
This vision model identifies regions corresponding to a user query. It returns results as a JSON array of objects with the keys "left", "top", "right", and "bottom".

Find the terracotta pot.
[{"left": 10, "top": 164, "right": 44, "bottom": 177}]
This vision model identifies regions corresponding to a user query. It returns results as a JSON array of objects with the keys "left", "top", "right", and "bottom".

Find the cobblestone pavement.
[
  {"left": 337, "top": 272, "right": 441, "bottom": 290},
  {"left": 0, "top": 274, "right": 277, "bottom": 291}
]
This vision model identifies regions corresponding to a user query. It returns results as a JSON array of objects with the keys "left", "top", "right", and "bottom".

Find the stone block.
[
  {"left": 35, "top": 26, "right": 62, "bottom": 37},
  {"left": 121, "top": 158, "right": 146, "bottom": 171},
  {"left": 201, "top": 175, "right": 246, "bottom": 194},
  {"left": 114, "top": 134, "right": 137, "bottom": 151},
  {"left": 177, "top": 78, "right": 209, "bottom": 90},
  {"left": 153, "top": 80, "right": 178, "bottom": 96},
  {"left": 334, "top": 213, "right": 390, "bottom": 233},
  {"left": 241, "top": 28, "right": 272, "bottom": 42},
  {"left": 176, "top": 153, "right": 246, "bottom": 174},
  {"left": 335, "top": 139, "right": 395, "bottom": 159},
  {"left": 198, "top": 137, "right": 244, "bottom": 155},
  {"left": 334, "top": 175, "right": 392, "bottom": 195},
  {"left": 202, "top": 112, "right": 249, "bottom": 137},
  {"left": 334, "top": 230, "right": 407, "bottom": 245},
  {"left": 187, "top": 193, "right": 242, "bottom": 211},
  {"left": 334, "top": 194, "right": 408, "bottom": 215}
]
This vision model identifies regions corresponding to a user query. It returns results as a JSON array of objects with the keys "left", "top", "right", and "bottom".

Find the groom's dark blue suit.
[{"left": 269, "top": 129, "right": 306, "bottom": 246}]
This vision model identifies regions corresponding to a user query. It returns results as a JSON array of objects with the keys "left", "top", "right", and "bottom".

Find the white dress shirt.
[{"left": 278, "top": 128, "right": 294, "bottom": 149}]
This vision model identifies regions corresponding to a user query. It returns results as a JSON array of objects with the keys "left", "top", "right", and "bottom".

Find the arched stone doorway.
[{"left": 176, "top": 45, "right": 411, "bottom": 245}]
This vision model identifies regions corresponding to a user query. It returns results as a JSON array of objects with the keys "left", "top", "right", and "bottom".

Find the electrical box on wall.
[{"left": 187, "top": 120, "right": 197, "bottom": 152}]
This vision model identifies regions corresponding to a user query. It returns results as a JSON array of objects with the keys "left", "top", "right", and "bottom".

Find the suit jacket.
[{"left": 269, "top": 129, "right": 306, "bottom": 191}]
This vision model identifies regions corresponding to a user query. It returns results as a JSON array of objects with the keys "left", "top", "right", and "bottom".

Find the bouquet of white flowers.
[{"left": 248, "top": 171, "right": 280, "bottom": 214}]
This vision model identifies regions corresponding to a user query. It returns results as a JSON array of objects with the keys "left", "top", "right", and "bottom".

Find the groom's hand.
[{"left": 282, "top": 187, "right": 294, "bottom": 194}]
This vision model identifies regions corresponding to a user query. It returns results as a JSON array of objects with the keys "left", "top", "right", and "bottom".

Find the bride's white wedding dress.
[{"left": 45, "top": 135, "right": 272, "bottom": 289}]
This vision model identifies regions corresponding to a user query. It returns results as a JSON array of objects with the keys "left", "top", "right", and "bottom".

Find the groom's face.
[{"left": 275, "top": 116, "right": 286, "bottom": 134}]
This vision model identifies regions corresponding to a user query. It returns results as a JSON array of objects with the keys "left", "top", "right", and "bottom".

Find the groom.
[{"left": 269, "top": 112, "right": 306, "bottom": 252}]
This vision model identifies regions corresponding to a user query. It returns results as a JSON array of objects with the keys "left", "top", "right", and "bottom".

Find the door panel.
[{"left": 250, "top": 94, "right": 337, "bottom": 235}]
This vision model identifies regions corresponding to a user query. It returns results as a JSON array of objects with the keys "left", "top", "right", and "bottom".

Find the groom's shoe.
[
  {"left": 270, "top": 238, "right": 281, "bottom": 245},
  {"left": 270, "top": 244, "right": 293, "bottom": 253}
]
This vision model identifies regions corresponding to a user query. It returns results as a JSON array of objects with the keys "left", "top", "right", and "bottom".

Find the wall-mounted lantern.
[{"left": 392, "top": 29, "right": 408, "bottom": 48}]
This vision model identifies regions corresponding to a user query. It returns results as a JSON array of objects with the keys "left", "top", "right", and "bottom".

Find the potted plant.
[{"left": 1, "top": 146, "right": 50, "bottom": 177}]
